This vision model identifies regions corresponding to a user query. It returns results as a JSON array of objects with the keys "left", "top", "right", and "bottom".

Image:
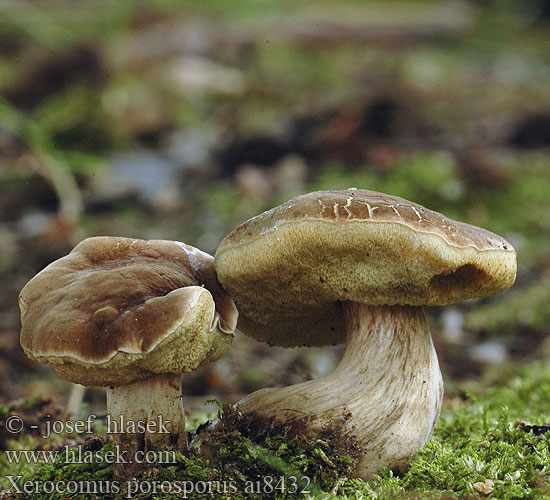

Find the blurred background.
[{"left": 0, "top": 0, "right": 549, "bottom": 420}]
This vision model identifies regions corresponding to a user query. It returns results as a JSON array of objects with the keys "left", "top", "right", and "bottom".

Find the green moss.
[
  {"left": 19, "top": 394, "right": 47, "bottom": 412},
  {"left": 137, "top": 433, "right": 328, "bottom": 500},
  {"left": 3, "top": 363, "right": 549, "bottom": 499}
]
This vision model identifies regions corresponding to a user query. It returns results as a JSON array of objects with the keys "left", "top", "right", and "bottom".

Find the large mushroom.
[
  {"left": 19, "top": 236, "right": 237, "bottom": 479},
  {"left": 214, "top": 189, "right": 516, "bottom": 479}
]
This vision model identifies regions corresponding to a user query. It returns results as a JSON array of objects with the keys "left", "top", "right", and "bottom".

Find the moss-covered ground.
[{"left": 1, "top": 361, "right": 549, "bottom": 499}]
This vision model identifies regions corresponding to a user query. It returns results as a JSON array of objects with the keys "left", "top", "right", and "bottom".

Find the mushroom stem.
[
  {"left": 236, "top": 303, "right": 443, "bottom": 479},
  {"left": 106, "top": 373, "right": 187, "bottom": 480}
]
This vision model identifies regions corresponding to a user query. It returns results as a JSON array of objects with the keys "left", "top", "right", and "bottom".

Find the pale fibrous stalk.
[
  {"left": 236, "top": 303, "right": 444, "bottom": 479},
  {"left": 106, "top": 373, "right": 187, "bottom": 480}
]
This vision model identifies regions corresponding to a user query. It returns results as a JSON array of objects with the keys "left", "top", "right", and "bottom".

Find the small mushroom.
[
  {"left": 214, "top": 189, "right": 516, "bottom": 479},
  {"left": 19, "top": 236, "right": 237, "bottom": 479}
]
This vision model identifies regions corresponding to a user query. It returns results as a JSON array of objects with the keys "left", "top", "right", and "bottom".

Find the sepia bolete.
[
  {"left": 214, "top": 189, "right": 516, "bottom": 479},
  {"left": 19, "top": 236, "right": 237, "bottom": 479}
]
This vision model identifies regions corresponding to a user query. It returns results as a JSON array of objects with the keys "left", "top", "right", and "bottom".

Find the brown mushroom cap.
[
  {"left": 215, "top": 189, "right": 517, "bottom": 347},
  {"left": 19, "top": 237, "right": 238, "bottom": 386}
]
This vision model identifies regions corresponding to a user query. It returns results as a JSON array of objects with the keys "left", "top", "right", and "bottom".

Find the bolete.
[
  {"left": 19, "top": 236, "right": 237, "bottom": 478},
  {"left": 214, "top": 189, "right": 516, "bottom": 479}
]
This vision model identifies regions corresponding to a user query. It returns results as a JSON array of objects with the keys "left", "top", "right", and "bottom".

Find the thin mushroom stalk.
[
  {"left": 106, "top": 373, "right": 187, "bottom": 480},
  {"left": 235, "top": 303, "right": 443, "bottom": 479}
]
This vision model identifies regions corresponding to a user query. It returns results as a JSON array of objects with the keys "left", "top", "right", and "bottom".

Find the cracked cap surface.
[
  {"left": 19, "top": 237, "right": 238, "bottom": 386},
  {"left": 215, "top": 189, "right": 517, "bottom": 347}
]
